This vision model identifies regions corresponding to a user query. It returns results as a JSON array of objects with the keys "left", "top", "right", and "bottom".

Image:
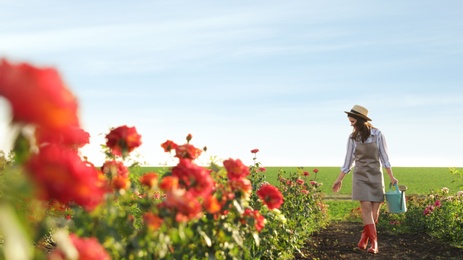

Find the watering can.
[{"left": 385, "top": 183, "right": 407, "bottom": 213}]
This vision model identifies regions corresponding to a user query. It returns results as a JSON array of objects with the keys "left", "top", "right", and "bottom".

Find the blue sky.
[{"left": 1, "top": 1, "right": 462, "bottom": 168}]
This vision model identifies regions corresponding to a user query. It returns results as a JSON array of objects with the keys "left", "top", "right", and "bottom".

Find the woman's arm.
[
  {"left": 377, "top": 131, "right": 392, "bottom": 168},
  {"left": 332, "top": 171, "right": 347, "bottom": 193},
  {"left": 340, "top": 137, "right": 355, "bottom": 173},
  {"left": 335, "top": 136, "right": 354, "bottom": 193},
  {"left": 377, "top": 131, "right": 398, "bottom": 184},
  {"left": 385, "top": 167, "right": 398, "bottom": 185}
]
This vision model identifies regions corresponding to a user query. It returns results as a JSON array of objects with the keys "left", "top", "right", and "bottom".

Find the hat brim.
[{"left": 344, "top": 111, "right": 372, "bottom": 121}]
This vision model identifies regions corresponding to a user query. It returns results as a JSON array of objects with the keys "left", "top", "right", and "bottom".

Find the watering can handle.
[
  {"left": 388, "top": 183, "right": 400, "bottom": 192},
  {"left": 388, "top": 182, "right": 405, "bottom": 209}
]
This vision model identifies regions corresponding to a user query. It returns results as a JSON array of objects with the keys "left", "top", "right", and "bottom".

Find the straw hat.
[{"left": 344, "top": 105, "right": 372, "bottom": 121}]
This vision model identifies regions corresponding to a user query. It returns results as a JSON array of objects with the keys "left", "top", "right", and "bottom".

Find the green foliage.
[
  {"left": 378, "top": 195, "right": 427, "bottom": 234},
  {"left": 1, "top": 146, "right": 329, "bottom": 259},
  {"left": 0, "top": 150, "right": 14, "bottom": 173},
  {"left": 5, "top": 137, "right": 461, "bottom": 258},
  {"left": 379, "top": 186, "right": 463, "bottom": 246},
  {"left": 62, "top": 166, "right": 255, "bottom": 259},
  {"left": 247, "top": 165, "right": 329, "bottom": 259},
  {"left": 12, "top": 134, "right": 30, "bottom": 165},
  {"left": 450, "top": 167, "right": 463, "bottom": 189}
]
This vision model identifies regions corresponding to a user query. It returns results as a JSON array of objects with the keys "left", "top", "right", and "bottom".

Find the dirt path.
[{"left": 296, "top": 221, "right": 463, "bottom": 260}]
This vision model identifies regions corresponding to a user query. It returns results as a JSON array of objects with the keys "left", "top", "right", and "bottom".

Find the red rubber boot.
[
  {"left": 366, "top": 224, "right": 378, "bottom": 254},
  {"left": 357, "top": 225, "right": 369, "bottom": 250}
]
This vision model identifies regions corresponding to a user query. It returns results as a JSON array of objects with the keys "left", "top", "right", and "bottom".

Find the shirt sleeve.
[
  {"left": 377, "top": 131, "right": 392, "bottom": 168},
  {"left": 341, "top": 136, "right": 355, "bottom": 173}
]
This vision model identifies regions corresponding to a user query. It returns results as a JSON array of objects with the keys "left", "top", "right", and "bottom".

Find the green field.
[
  {"left": 137, "top": 166, "right": 463, "bottom": 196},
  {"left": 137, "top": 166, "right": 463, "bottom": 221},
  {"left": 272, "top": 166, "right": 463, "bottom": 196}
]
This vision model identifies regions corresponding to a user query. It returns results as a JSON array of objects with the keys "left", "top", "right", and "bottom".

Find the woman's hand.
[
  {"left": 332, "top": 180, "right": 342, "bottom": 193},
  {"left": 390, "top": 176, "right": 398, "bottom": 185},
  {"left": 332, "top": 172, "right": 346, "bottom": 193}
]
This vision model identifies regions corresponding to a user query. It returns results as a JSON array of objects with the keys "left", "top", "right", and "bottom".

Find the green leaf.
[
  {"left": 0, "top": 204, "right": 33, "bottom": 260},
  {"left": 252, "top": 231, "right": 260, "bottom": 247},
  {"left": 199, "top": 230, "right": 211, "bottom": 247},
  {"left": 233, "top": 199, "right": 244, "bottom": 214},
  {"left": 13, "top": 132, "right": 30, "bottom": 164},
  {"left": 231, "top": 229, "right": 243, "bottom": 247}
]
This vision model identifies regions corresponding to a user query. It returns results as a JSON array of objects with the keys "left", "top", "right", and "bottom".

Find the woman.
[{"left": 332, "top": 105, "right": 398, "bottom": 254}]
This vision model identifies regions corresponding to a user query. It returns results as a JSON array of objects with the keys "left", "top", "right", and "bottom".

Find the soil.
[{"left": 296, "top": 221, "right": 463, "bottom": 260}]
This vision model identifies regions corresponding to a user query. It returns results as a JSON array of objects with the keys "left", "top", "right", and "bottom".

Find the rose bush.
[
  {"left": 378, "top": 183, "right": 463, "bottom": 246},
  {"left": 246, "top": 155, "right": 328, "bottom": 259},
  {"left": 0, "top": 59, "right": 328, "bottom": 259}
]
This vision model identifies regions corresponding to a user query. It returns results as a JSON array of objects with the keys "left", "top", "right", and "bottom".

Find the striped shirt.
[{"left": 341, "top": 127, "right": 392, "bottom": 173}]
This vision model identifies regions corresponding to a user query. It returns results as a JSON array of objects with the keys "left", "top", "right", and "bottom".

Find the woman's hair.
[{"left": 348, "top": 114, "right": 373, "bottom": 143}]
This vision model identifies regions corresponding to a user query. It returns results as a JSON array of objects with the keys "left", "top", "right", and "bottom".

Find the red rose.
[
  {"left": 229, "top": 178, "right": 252, "bottom": 195},
  {"left": 203, "top": 195, "right": 221, "bottom": 214},
  {"left": 101, "top": 160, "right": 129, "bottom": 179},
  {"left": 26, "top": 145, "right": 105, "bottom": 211},
  {"left": 160, "top": 189, "right": 202, "bottom": 222},
  {"left": 35, "top": 125, "right": 90, "bottom": 148},
  {"left": 112, "top": 175, "right": 131, "bottom": 191},
  {"left": 223, "top": 158, "right": 250, "bottom": 180},
  {"left": 257, "top": 184, "right": 284, "bottom": 210},
  {"left": 159, "top": 176, "right": 179, "bottom": 192},
  {"left": 105, "top": 125, "right": 142, "bottom": 157},
  {"left": 49, "top": 234, "right": 110, "bottom": 260},
  {"left": 242, "top": 208, "right": 265, "bottom": 232},
  {"left": 174, "top": 143, "right": 202, "bottom": 160},
  {"left": 172, "top": 159, "right": 215, "bottom": 198},
  {"left": 143, "top": 212, "right": 163, "bottom": 230},
  {"left": 139, "top": 172, "right": 159, "bottom": 189},
  {"left": 0, "top": 59, "right": 79, "bottom": 129},
  {"left": 161, "top": 140, "right": 178, "bottom": 152}
]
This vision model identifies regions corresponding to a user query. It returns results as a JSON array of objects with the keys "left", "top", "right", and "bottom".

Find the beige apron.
[{"left": 352, "top": 139, "right": 385, "bottom": 202}]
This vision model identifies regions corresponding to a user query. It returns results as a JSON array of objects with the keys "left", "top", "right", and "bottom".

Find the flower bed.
[
  {"left": 378, "top": 182, "right": 463, "bottom": 246},
  {"left": 0, "top": 59, "right": 328, "bottom": 259}
]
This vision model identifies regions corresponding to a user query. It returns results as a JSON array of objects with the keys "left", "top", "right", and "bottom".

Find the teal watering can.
[{"left": 385, "top": 183, "right": 407, "bottom": 213}]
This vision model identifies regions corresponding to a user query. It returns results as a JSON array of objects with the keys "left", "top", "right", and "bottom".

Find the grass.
[
  {"left": 270, "top": 167, "right": 463, "bottom": 195},
  {"left": 325, "top": 200, "right": 361, "bottom": 222},
  {"left": 137, "top": 166, "right": 463, "bottom": 196}
]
